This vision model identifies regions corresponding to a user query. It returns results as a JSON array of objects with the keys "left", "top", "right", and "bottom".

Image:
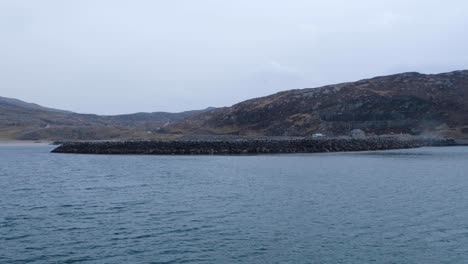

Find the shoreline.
[
  {"left": 51, "top": 137, "right": 457, "bottom": 155},
  {"left": 455, "top": 139, "right": 468, "bottom": 145},
  {"left": 0, "top": 140, "right": 52, "bottom": 146}
]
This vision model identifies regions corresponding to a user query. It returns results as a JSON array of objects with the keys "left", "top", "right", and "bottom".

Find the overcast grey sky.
[{"left": 1, "top": 0, "right": 468, "bottom": 114}]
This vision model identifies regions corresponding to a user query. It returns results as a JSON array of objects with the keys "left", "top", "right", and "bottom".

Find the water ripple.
[{"left": 1, "top": 146, "right": 468, "bottom": 263}]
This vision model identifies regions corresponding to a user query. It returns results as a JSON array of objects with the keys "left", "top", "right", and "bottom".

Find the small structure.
[
  {"left": 312, "top": 133, "right": 325, "bottom": 138},
  {"left": 351, "top": 129, "right": 366, "bottom": 139}
]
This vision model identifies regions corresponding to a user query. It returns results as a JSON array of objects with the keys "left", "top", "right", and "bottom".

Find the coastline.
[{"left": 0, "top": 140, "right": 52, "bottom": 146}]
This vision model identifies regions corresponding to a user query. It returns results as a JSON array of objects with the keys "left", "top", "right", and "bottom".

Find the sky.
[{"left": 1, "top": 0, "right": 468, "bottom": 115}]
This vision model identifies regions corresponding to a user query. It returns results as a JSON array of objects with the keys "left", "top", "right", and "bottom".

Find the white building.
[{"left": 312, "top": 133, "right": 325, "bottom": 138}]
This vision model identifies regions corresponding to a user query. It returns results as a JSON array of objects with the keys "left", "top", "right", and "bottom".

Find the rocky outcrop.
[{"left": 51, "top": 137, "right": 456, "bottom": 155}]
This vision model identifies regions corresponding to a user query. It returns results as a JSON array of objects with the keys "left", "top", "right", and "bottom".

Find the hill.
[
  {"left": 166, "top": 70, "right": 468, "bottom": 138},
  {"left": 0, "top": 96, "right": 210, "bottom": 140},
  {"left": 3, "top": 70, "right": 468, "bottom": 140}
]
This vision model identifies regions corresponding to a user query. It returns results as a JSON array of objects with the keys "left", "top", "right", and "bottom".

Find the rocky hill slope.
[
  {"left": 167, "top": 70, "right": 468, "bottom": 138},
  {"left": 0, "top": 96, "right": 210, "bottom": 140}
]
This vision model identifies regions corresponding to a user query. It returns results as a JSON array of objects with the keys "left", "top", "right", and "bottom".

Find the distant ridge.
[
  {"left": 0, "top": 96, "right": 72, "bottom": 114},
  {"left": 0, "top": 96, "right": 213, "bottom": 140}
]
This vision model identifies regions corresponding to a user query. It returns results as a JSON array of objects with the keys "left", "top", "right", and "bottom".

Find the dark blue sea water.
[{"left": 1, "top": 145, "right": 468, "bottom": 263}]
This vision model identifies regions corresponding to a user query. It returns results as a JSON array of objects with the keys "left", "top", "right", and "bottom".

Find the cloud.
[
  {"left": 297, "top": 23, "right": 321, "bottom": 33},
  {"left": 264, "top": 61, "right": 300, "bottom": 75},
  {"left": 372, "top": 12, "right": 408, "bottom": 28}
]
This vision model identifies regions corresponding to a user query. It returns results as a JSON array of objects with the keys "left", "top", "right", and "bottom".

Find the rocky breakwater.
[{"left": 51, "top": 137, "right": 456, "bottom": 155}]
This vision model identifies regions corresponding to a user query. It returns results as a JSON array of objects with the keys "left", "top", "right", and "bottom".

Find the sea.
[{"left": 1, "top": 144, "right": 468, "bottom": 263}]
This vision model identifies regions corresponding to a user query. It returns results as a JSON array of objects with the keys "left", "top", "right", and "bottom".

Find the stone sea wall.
[{"left": 51, "top": 137, "right": 457, "bottom": 155}]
